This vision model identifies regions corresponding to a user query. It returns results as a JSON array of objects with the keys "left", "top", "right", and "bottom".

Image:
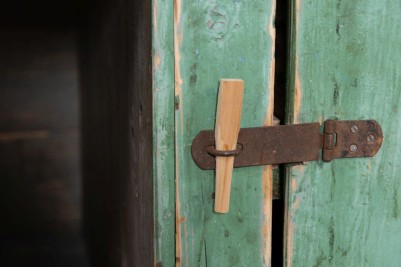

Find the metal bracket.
[{"left": 191, "top": 120, "right": 383, "bottom": 170}]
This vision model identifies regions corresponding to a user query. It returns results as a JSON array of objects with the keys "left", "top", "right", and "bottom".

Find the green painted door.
[
  {"left": 173, "top": 0, "right": 277, "bottom": 266},
  {"left": 154, "top": 0, "right": 401, "bottom": 266},
  {"left": 153, "top": 0, "right": 276, "bottom": 266},
  {"left": 284, "top": 1, "right": 401, "bottom": 266}
]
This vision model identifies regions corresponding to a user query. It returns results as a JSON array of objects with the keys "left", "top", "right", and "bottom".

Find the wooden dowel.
[{"left": 214, "top": 79, "right": 244, "bottom": 213}]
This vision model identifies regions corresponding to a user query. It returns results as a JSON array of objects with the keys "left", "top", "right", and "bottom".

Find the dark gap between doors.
[{"left": 272, "top": 0, "right": 289, "bottom": 266}]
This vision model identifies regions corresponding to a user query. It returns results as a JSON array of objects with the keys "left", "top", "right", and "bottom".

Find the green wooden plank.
[
  {"left": 153, "top": 0, "right": 176, "bottom": 265},
  {"left": 285, "top": 1, "right": 401, "bottom": 266},
  {"left": 174, "top": 0, "right": 276, "bottom": 266}
]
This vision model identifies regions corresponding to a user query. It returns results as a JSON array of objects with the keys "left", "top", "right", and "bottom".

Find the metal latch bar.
[{"left": 191, "top": 120, "right": 383, "bottom": 170}]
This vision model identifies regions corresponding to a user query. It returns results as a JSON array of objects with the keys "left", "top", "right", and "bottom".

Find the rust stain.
[{"left": 261, "top": 1, "right": 276, "bottom": 265}]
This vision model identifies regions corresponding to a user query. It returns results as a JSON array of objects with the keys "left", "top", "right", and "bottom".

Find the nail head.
[
  {"left": 350, "top": 125, "right": 359, "bottom": 134},
  {"left": 350, "top": 144, "right": 358, "bottom": 152}
]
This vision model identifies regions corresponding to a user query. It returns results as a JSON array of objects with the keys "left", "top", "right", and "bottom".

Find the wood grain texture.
[
  {"left": 285, "top": 1, "right": 401, "bottom": 266},
  {"left": 214, "top": 79, "right": 244, "bottom": 213},
  {"left": 174, "top": 0, "right": 275, "bottom": 265},
  {"left": 153, "top": 0, "right": 175, "bottom": 264},
  {"left": 80, "top": 0, "right": 153, "bottom": 266}
]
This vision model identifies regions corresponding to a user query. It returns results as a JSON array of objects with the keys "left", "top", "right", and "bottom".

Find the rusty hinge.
[{"left": 191, "top": 120, "right": 383, "bottom": 170}]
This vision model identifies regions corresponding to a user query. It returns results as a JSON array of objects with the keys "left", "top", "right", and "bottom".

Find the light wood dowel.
[{"left": 214, "top": 79, "right": 244, "bottom": 213}]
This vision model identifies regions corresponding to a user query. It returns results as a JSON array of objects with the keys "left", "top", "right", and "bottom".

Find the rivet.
[
  {"left": 350, "top": 144, "right": 358, "bottom": 152},
  {"left": 367, "top": 134, "right": 375, "bottom": 142},
  {"left": 350, "top": 125, "right": 359, "bottom": 134}
]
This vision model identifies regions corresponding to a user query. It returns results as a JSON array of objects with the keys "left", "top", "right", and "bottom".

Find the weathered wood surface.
[
  {"left": 285, "top": 1, "right": 401, "bottom": 266},
  {"left": 153, "top": 0, "right": 175, "bottom": 264},
  {"left": 174, "top": 0, "right": 276, "bottom": 265},
  {"left": 81, "top": 0, "right": 153, "bottom": 266}
]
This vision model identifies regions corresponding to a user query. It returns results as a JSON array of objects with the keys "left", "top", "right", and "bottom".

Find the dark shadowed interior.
[
  {"left": 0, "top": 0, "right": 154, "bottom": 266},
  {"left": 0, "top": 1, "right": 88, "bottom": 266}
]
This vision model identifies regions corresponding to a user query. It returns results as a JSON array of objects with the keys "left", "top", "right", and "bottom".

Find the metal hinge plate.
[{"left": 191, "top": 120, "right": 383, "bottom": 170}]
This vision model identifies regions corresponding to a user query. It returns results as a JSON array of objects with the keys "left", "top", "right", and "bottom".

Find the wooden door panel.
[
  {"left": 285, "top": 1, "right": 401, "bottom": 266},
  {"left": 153, "top": 0, "right": 175, "bottom": 265},
  {"left": 170, "top": 0, "right": 276, "bottom": 265}
]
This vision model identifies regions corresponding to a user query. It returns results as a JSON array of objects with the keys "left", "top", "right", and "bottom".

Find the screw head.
[
  {"left": 367, "top": 134, "right": 375, "bottom": 142},
  {"left": 350, "top": 125, "right": 359, "bottom": 134},
  {"left": 350, "top": 144, "right": 358, "bottom": 152}
]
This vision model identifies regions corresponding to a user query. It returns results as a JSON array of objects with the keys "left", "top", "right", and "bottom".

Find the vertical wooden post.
[{"left": 214, "top": 79, "right": 244, "bottom": 213}]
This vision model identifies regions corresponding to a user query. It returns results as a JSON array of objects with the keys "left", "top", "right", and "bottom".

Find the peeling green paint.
[
  {"left": 153, "top": 0, "right": 175, "bottom": 265},
  {"left": 285, "top": 1, "right": 401, "bottom": 266},
  {"left": 174, "top": 0, "right": 275, "bottom": 266}
]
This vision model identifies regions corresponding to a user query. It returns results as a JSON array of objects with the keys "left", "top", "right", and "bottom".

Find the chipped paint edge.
[
  {"left": 293, "top": 0, "right": 302, "bottom": 124},
  {"left": 284, "top": 0, "right": 303, "bottom": 266},
  {"left": 174, "top": 0, "right": 183, "bottom": 266},
  {"left": 152, "top": 0, "right": 176, "bottom": 264},
  {"left": 174, "top": 0, "right": 184, "bottom": 134},
  {"left": 261, "top": 0, "right": 276, "bottom": 265}
]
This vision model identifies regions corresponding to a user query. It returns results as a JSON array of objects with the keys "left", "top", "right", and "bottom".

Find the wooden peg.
[{"left": 214, "top": 79, "right": 244, "bottom": 213}]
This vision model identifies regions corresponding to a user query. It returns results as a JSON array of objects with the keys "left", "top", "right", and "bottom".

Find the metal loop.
[{"left": 206, "top": 144, "right": 243, "bottom": 157}]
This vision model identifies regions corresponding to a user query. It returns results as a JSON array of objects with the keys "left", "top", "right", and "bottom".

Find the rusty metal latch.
[{"left": 191, "top": 120, "right": 383, "bottom": 170}]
